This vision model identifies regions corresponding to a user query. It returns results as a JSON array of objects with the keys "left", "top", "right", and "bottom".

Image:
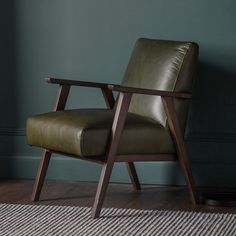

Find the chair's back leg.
[
  {"left": 176, "top": 141, "right": 199, "bottom": 205},
  {"left": 32, "top": 150, "right": 52, "bottom": 201},
  {"left": 126, "top": 162, "right": 141, "bottom": 190},
  {"left": 162, "top": 97, "right": 199, "bottom": 206}
]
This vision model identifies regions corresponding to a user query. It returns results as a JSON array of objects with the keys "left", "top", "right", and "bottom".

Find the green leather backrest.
[{"left": 122, "top": 38, "right": 198, "bottom": 130}]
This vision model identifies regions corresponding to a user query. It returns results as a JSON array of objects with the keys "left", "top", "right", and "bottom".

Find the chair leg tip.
[
  {"left": 136, "top": 186, "right": 141, "bottom": 191},
  {"left": 31, "top": 195, "right": 39, "bottom": 202},
  {"left": 191, "top": 195, "right": 200, "bottom": 206},
  {"left": 91, "top": 210, "right": 100, "bottom": 219}
]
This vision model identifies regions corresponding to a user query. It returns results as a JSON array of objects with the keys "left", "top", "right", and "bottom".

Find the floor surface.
[{"left": 0, "top": 180, "right": 236, "bottom": 214}]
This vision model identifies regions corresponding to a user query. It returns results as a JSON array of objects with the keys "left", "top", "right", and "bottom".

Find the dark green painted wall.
[{"left": 1, "top": 0, "right": 236, "bottom": 187}]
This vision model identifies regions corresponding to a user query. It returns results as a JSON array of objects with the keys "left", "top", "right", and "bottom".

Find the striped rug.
[{"left": 0, "top": 204, "right": 235, "bottom": 236}]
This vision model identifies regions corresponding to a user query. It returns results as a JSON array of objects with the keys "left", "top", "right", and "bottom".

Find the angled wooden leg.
[
  {"left": 176, "top": 141, "right": 199, "bottom": 205},
  {"left": 92, "top": 92, "right": 132, "bottom": 218},
  {"left": 32, "top": 150, "right": 52, "bottom": 201},
  {"left": 162, "top": 97, "right": 199, "bottom": 205},
  {"left": 31, "top": 84, "right": 70, "bottom": 201},
  {"left": 91, "top": 162, "right": 114, "bottom": 219},
  {"left": 126, "top": 162, "right": 141, "bottom": 190}
]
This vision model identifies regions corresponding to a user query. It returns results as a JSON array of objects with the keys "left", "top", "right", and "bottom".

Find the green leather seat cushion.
[{"left": 26, "top": 109, "right": 175, "bottom": 157}]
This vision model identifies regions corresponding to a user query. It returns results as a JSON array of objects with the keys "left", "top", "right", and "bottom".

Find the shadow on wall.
[
  {"left": 187, "top": 61, "right": 236, "bottom": 142},
  {"left": 185, "top": 60, "right": 236, "bottom": 187},
  {"left": 0, "top": 1, "right": 17, "bottom": 178}
]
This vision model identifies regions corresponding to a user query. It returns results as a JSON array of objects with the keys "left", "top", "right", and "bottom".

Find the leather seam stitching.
[
  {"left": 172, "top": 43, "right": 191, "bottom": 92},
  {"left": 80, "top": 128, "right": 86, "bottom": 157},
  {"left": 163, "top": 43, "right": 191, "bottom": 126}
]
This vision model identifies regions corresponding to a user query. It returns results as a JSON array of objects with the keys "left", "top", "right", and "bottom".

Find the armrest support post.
[
  {"left": 101, "top": 87, "right": 115, "bottom": 109},
  {"left": 53, "top": 85, "right": 71, "bottom": 111},
  {"left": 92, "top": 92, "right": 132, "bottom": 218},
  {"left": 45, "top": 77, "right": 115, "bottom": 109}
]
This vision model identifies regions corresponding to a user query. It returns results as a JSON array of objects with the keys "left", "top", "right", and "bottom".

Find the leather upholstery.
[
  {"left": 26, "top": 38, "right": 198, "bottom": 157},
  {"left": 122, "top": 38, "right": 198, "bottom": 130},
  {"left": 27, "top": 109, "right": 174, "bottom": 157}
]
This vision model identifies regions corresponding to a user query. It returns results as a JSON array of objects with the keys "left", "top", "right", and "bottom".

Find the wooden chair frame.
[{"left": 32, "top": 77, "right": 199, "bottom": 218}]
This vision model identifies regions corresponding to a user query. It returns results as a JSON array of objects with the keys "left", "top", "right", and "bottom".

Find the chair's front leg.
[
  {"left": 32, "top": 84, "right": 71, "bottom": 201},
  {"left": 92, "top": 92, "right": 132, "bottom": 218},
  {"left": 101, "top": 88, "right": 141, "bottom": 191},
  {"left": 32, "top": 150, "right": 52, "bottom": 201}
]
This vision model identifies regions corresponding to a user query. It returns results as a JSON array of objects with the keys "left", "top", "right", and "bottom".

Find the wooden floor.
[{"left": 0, "top": 180, "right": 236, "bottom": 214}]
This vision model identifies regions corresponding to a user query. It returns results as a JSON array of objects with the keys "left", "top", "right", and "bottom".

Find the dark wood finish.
[
  {"left": 45, "top": 78, "right": 192, "bottom": 99},
  {"left": 125, "top": 163, "right": 141, "bottom": 190},
  {"left": 101, "top": 87, "right": 115, "bottom": 109},
  {"left": 49, "top": 152, "right": 177, "bottom": 164},
  {"left": 162, "top": 97, "right": 199, "bottom": 206},
  {"left": 32, "top": 150, "right": 52, "bottom": 201},
  {"left": 32, "top": 84, "right": 71, "bottom": 201},
  {"left": 108, "top": 84, "right": 192, "bottom": 99},
  {"left": 45, "top": 77, "right": 113, "bottom": 89},
  {"left": 116, "top": 154, "right": 177, "bottom": 162},
  {"left": 54, "top": 85, "right": 71, "bottom": 111},
  {"left": 92, "top": 92, "right": 132, "bottom": 218},
  {"left": 30, "top": 78, "right": 198, "bottom": 217},
  {"left": 126, "top": 162, "right": 141, "bottom": 191},
  {"left": 100, "top": 88, "right": 141, "bottom": 193}
]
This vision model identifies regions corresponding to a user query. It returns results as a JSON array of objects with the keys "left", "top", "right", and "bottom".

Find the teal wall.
[{"left": 1, "top": 0, "right": 236, "bottom": 187}]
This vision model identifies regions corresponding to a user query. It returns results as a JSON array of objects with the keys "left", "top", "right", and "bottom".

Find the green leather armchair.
[{"left": 27, "top": 38, "right": 199, "bottom": 218}]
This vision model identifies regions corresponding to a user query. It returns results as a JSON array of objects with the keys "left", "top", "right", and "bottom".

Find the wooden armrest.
[
  {"left": 108, "top": 84, "right": 192, "bottom": 99},
  {"left": 44, "top": 77, "right": 112, "bottom": 89},
  {"left": 45, "top": 77, "right": 116, "bottom": 109}
]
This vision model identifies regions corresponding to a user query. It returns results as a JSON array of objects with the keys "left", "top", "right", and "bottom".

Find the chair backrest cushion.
[{"left": 121, "top": 38, "right": 198, "bottom": 130}]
